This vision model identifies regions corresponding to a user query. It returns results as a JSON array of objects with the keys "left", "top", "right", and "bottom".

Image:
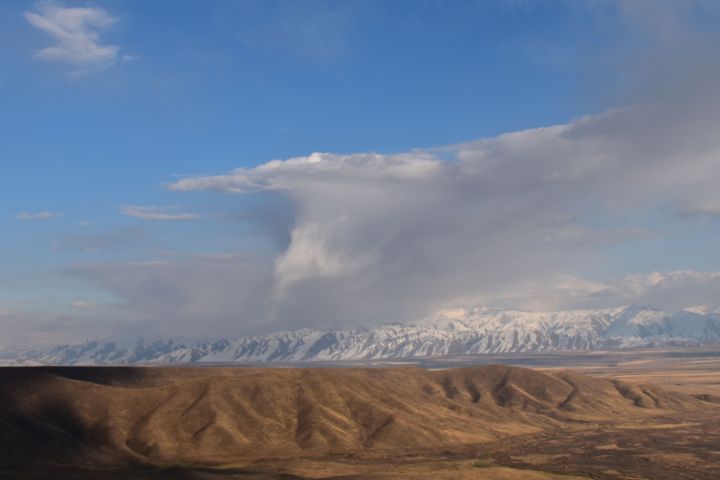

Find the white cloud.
[
  {"left": 168, "top": 151, "right": 441, "bottom": 193},
  {"left": 15, "top": 211, "right": 62, "bottom": 220},
  {"left": 120, "top": 205, "right": 199, "bottom": 221},
  {"left": 273, "top": 218, "right": 374, "bottom": 296},
  {"left": 24, "top": 1, "right": 124, "bottom": 74},
  {"left": 465, "top": 271, "right": 720, "bottom": 313},
  {"left": 608, "top": 271, "right": 720, "bottom": 311}
]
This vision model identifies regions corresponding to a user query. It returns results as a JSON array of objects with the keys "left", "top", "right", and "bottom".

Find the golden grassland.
[{"left": 1, "top": 349, "right": 719, "bottom": 479}]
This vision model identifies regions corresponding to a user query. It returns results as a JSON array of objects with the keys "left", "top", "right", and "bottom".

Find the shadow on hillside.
[{"left": 0, "top": 465, "right": 309, "bottom": 480}]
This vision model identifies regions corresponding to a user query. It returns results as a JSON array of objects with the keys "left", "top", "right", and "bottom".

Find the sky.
[{"left": 2, "top": 0, "right": 720, "bottom": 348}]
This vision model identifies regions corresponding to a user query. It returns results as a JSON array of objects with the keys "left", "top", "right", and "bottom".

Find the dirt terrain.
[{"left": 1, "top": 357, "right": 719, "bottom": 479}]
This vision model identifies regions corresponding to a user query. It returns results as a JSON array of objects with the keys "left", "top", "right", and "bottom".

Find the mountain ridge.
[
  {"left": 0, "top": 365, "right": 710, "bottom": 468},
  {"left": 3, "top": 304, "right": 720, "bottom": 365}
]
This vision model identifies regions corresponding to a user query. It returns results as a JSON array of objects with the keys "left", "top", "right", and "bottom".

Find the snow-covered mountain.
[{"left": 3, "top": 305, "right": 720, "bottom": 365}]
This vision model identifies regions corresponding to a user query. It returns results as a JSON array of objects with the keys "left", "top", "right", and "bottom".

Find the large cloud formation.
[
  {"left": 163, "top": 94, "right": 720, "bottom": 330},
  {"left": 22, "top": 0, "right": 720, "bottom": 343}
]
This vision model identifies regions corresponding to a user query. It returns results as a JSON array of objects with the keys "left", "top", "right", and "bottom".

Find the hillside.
[{"left": 0, "top": 365, "right": 709, "bottom": 467}]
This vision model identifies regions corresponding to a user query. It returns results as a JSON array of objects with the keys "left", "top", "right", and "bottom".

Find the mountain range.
[{"left": 3, "top": 305, "right": 719, "bottom": 365}]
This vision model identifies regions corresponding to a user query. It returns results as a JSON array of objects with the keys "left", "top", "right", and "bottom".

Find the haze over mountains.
[{"left": 5, "top": 304, "right": 719, "bottom": 365}]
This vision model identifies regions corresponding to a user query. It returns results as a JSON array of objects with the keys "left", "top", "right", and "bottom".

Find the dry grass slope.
[{"left": 0, "top": 365, "right": 716, "bottom": 479}]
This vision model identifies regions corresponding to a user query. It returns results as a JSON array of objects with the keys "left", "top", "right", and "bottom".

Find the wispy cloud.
[
  {"left": 15, "top": 211, "right": 62, "bottom": 220},
  {"left": 70, "top": 300, "right": 95, "bottom": 309},
  {"left": 66, "top": 254, "right": 274, "bottom": 337},
  {"left": 463, "top": 271, "right": 720, "bottom": 313},
  {"left": 676, "top": 198, "right": 720, "bottom": 218},
  {"left": 225, "top": 0, "right": 364, "bottom": 63},
  {"left": 24, "top": 1, "right": 127, "bottom": 75},
  {"left": 120, "top": 205, "right": 199, "bottom": 221},
  {"left": 54, "top": 225, "right": 147, "bottom": 253}
]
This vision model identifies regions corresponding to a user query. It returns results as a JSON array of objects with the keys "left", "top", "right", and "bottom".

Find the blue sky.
[{"left": 2, "top": 1, "right": 720, "bottom": 347}]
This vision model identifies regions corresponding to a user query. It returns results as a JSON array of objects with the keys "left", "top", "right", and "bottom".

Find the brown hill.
[{"left": 0, "top": 365, "right": 710, "bottom": 476}]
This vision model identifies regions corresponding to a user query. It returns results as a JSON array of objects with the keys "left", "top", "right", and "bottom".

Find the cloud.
[
  {"left": 0, "top": 308, "right": 127, "bottom": 350},
  {"left": 24, "top": 1, "right": 125, "bottom": 74},
  {"left": 164, "top": 91, "right": 720, "bottom": 329},
  {"left": 608, "top": 271, "right": 720, "bottom": 311},
  {"left": 676, "top": 196, "right": 720, "bottom": 218},
  {"left": 470, "top": 271, "right": 720, "bottom": 313},
  {"left": 120, "top": 205, "right": 199, "bottom": 221},
  {"left": 8, "top": 0, "right": 719, "bottom": 343},
  {"left": 15, "top": 211, "right": 62, "bottom": 220},
  {"left": 66, "top": 254, "right": 275, "bottom": 337},
  {"left": 54, "top": 225, "right": 148, "bottom": 252},
  {"left": 168, "top": 151, "right": 442, "bottom": 193},
  {"left": 70, "top": 300, "right": 95, "bottom": 309},
  {"left": 221, "top": 0, "right": 365, "bottom": 62},
  {"left": 561, "top": 271, "right": 720, "bottom": 313},
  {"left": 96, "top": 0, "right": 720, "bottom": 331}
]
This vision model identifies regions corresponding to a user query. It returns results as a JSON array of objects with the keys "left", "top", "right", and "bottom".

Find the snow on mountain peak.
[{"left": 2, "top": 305, "right": 719, "bottom": 365}]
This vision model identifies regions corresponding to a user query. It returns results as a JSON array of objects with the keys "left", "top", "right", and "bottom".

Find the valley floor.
[{"left": 12, "top": 413, "right": 720, "bottom": 480}]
